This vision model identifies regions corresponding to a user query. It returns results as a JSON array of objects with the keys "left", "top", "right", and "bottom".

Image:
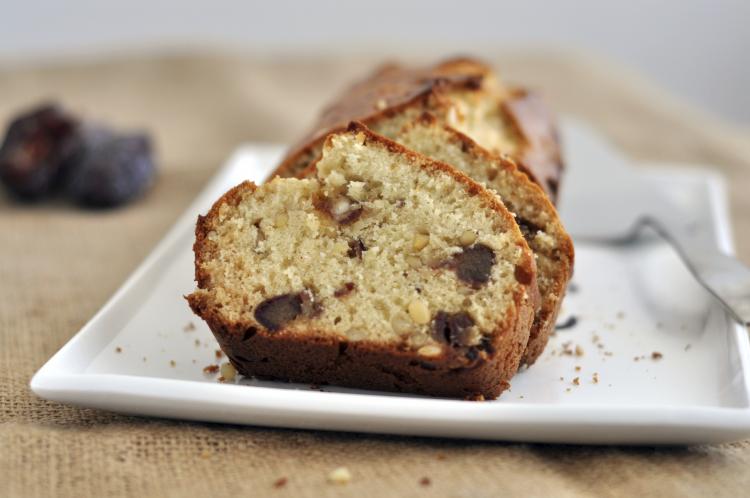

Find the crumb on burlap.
[
  {"left": 419, "top": 477, "right": 431, "bottom": 486},
  {"left": 652, "top": 351, "right": 663, "bottom": 360},
  {"left": 327, "top": 467, "right": 352, "bottom": 484},
  {"left": 436, "top": 453, "right": 447, "bottom": 461},
  {"left": 203, "top": 364, "right": 219, "bottom": 375},
  {"left": 273, "top": 477, "right": 288, "bottom": 489},
  {"left": 183, "top": 322, "right": 196, "bottom": 332}
]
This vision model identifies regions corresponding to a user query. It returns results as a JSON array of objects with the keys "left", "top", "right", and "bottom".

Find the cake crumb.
[
  {"left": 183, "top": 322, "right": 196, "bottom": 332},
  {"left": 559, "top": 376, "right": 564, "bottom": 381},
  {"left": 194, "top": 339, "right": 201, "bottom": 347},
  {"left": 616, "top": 311, "right": 625, "bottom": 320},
  {"left": 327, "top": 467, "right": 352, "bottom": 484},
  {"left": 565, "top": 388, "right": 572, "bottom": 393},
  {"left": 419, "top": 477, "right": 431, "bottom": 487},
  {"left": 592, "top": 372, "right": 599, "bottom": 384},
  {"left": 115, "top": 347, "right": 122, "bottom": 353},
  {"left": 169, "top": 360, "right": 176, "bottom": 367},
  {"left": 572, "top": 377, "right": 580, "bottom": 386},
  {"left": 575, "top": 345, "right": 584, "bottom": 356},
  {"left": 273, "top": 477, "right": 288, "bottom": 489},
  {"left": 215, "top": 349, "right": 224, "bottom": 359},
  {"left": 684, "top": 344, "right": 692, "bottom": 351},
  {"left": 652, "top": 351, "right": 663, "bottom": 360},
  {"left": 142, "top": 356, "right": 147, "bottom": 362},
  {"left": 200, "top": 450, "right": 211, "bottom": 459},
  {"left": 220, "top": 362, "right": 237, "bottom": 382},
  {"left": 203, "top": 364, "right": 219, "bottom": 375},
  {"left": 574, "top": 365, "right": 581, "bottom": 372}
]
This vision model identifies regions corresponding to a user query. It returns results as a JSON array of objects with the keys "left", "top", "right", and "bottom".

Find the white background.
[{"left": 1, "top": 0, "right": 748, "bottom": 125}]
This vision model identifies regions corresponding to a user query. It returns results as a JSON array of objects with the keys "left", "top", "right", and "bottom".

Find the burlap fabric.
[{"left": 1, "top": 52, "right": 750, "bottom": 498}]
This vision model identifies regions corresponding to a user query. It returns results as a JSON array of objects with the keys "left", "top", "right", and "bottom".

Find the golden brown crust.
[{"left": 187, "top": 123, "right": 539, "bottom": 399}]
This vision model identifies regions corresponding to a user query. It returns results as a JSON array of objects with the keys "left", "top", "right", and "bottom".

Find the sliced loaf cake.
[
  {"left": 271, "top": 58, "right": 563, "bottom": 201},
  {"left": 187, "top": 123, "right": 539, "bottom": 399}
]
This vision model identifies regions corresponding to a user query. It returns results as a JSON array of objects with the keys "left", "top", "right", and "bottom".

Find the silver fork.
[{"left": 556, "top": 119, "right": 750, "bottom": 326}]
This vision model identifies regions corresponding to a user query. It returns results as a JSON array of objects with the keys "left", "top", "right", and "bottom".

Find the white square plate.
[{"left": 31, "top": 121, "right": 750, "bottom": 445}]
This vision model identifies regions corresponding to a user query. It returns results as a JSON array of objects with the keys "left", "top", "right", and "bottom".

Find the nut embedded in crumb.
[
  {"left": 220, "top": 362, "right": 237, "bottom": 382},
  {"left": 412, "top": 233, "right": 429, "bottom": 251},
  {"left": 417, "top": 344, "right": 442, "bottom": 358},
  {"left": 459, "top": 230, "right": 477, "bottom": 246},
  {"left": 408, "top": 299, "right": 430, "bottom": 324},
  {"left": 327, "top": 467, "right": 352, "bottom": 484}
]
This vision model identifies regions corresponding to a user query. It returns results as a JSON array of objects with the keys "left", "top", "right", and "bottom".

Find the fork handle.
[{"left": 644, "top": 217, "right": 750, "bottom": 326}]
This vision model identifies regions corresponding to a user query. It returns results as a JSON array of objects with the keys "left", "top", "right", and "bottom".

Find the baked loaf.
[
  {"left": 271, "top": 57, "right": 563, "bottom": 202},
  {"left": 396, "top": 114, "right": 574, "bottom": 365},
  {"left": 187, "top": 123, "right": 539, "bottom": 399}
]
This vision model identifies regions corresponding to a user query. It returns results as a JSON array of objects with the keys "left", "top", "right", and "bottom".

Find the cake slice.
[
  {"left": 271, "top": 57, "right": 563, "bottom": 201},
  {"left": 396, "top": 114, "right": 574, "bottom": 365},
  {"left": 187, "top": 123, "right": 539, "bottom": 399}
]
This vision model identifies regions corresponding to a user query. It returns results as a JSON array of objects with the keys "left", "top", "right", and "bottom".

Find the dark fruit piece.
[
  {"left": 64, "top": 128, "right": 155, "bottom": 207},
  {"left": 432, "top": 311, "right": 475, "bottom": 346},
  {"left": 516, "top": 217, "right": 542, "bottom": 243},
  {"left": 453, "top": 244, "right": 496, "bottom": 286},
  {"left": 254, "top": 294, "right": 303, "bottom": 331},
  {"left": 0, "top": 103, "right": 79, "bottom": 200}
]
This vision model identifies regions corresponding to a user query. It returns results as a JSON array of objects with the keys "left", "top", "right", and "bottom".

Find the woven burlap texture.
[{"left": 1, "top": 52, "right": 750, "bottom": 498}]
